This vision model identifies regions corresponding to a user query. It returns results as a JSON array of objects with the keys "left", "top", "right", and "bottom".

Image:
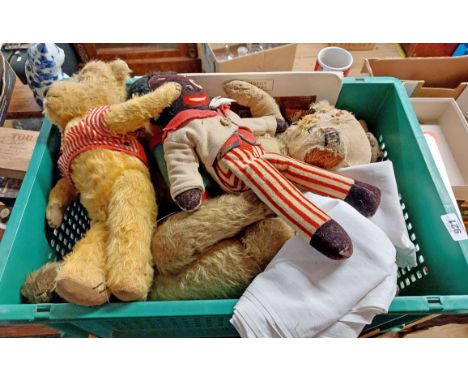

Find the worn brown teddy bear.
[
  {"left": 22, "top": 60, "right": 181, "bottom": 306},
  {"left": 223, "top": 80, "right": 383, "bottom": 169}
]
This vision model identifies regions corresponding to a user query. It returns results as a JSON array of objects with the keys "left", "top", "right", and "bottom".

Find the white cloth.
[
  {"left": 230, "top": 161, "right": 413, "bottom": 337},
  {"left": 338, "top": 161, "right": 417, "bottom": 268},
  {"left": 231, "top": 194, "right": 397, "bottom": 338}
]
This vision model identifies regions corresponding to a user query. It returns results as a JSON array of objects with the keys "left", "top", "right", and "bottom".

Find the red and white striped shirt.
[{"left": 58, "top": 106, "right": 148, "bottom": 186}]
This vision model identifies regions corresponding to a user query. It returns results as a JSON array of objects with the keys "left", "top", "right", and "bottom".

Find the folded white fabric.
[
  {"left": 231, "top": 190, "right": 398, "bottom": 338},
  {"left": 338, "top": 161, "right": 417, "bottom": 268}
]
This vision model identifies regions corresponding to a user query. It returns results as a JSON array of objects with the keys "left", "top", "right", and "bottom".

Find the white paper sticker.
[
  {"left": 441, "top": 213, "right": 468, "bottom": 241},
  {"left": 246, "top": 79, "right": 274, "bottom": 91}
]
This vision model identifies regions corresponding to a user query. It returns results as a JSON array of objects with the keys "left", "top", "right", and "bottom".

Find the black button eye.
[{"left": 186, "top": 84, "right": 194, "bottom": 91}]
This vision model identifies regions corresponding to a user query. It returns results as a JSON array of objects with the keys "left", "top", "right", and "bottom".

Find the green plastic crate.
[{"left": 1, "top": 76, "right": 467, "bottom": 337}]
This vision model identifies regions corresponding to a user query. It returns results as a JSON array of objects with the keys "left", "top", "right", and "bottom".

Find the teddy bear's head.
[
  {"left": 281, "top": 100, "right": 373, "bottom": 170},
  {"left": 43, "top": 59, "right": 131, "bottom": 129}
]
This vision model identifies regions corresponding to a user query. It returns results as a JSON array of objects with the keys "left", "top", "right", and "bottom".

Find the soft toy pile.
[{"left": 21, "top": 61, "right": 385, "bottom": 307}]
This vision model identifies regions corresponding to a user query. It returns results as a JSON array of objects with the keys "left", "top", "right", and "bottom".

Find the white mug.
[{"left": 314, "top": 47, "right": 353, "bottom": 76}]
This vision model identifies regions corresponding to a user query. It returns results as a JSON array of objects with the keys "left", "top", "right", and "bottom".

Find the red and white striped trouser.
[{"left": 215, "top": 143, "right": 355, "bottom": 241}]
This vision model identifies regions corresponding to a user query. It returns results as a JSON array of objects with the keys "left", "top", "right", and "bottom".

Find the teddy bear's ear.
[{"left": 108, "top": 59, "right": 132, "bottom": 83}]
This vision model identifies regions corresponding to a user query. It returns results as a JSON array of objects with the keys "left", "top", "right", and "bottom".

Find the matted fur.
[
  {"left": 39, "top": 60, "right": 181, "bottom": 306},
  {"left": 152, "top": 191, "right": 273, "bottom": 276},
  {"left": 151, "top": 217, "right": 294, "bottom": 300}
]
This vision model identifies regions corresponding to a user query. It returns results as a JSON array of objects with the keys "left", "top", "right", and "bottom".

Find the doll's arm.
[
  {"left": 46, "top": 177, "right": 78, "bottom": 228},
  {"left": 105, "top": 82, "right": 181, "bottom": 135},
  {"left": 224, "top": 80, "right": 283, "bottom": 119},
  {"left": 239, "top": 115, "right": 288, "bottom": 136},
  {"left": 163, "top": 138, "right": 205, "bottom": 211}
]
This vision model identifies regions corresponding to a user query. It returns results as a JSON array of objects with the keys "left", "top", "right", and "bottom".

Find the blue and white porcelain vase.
[{"left": 25, "top": 43, "right": 68, "bottom": 108}]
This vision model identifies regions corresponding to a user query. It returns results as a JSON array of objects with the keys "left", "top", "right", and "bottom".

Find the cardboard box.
[
  {"left": 0, "top": 53, "right": 16, "bottom": 126},
  {"left": 363, "top": 56, "right": 468, "bottom": 119},
  {"left": 456, "top": 86, "right": 468, "bottom": 119},
  {"left": 0, "top": 128, "right": 39, "bottom": 179},
  {"left": 410, "top": 98, "right": 468, "bottom": 221},
  {"left": 200, "top": 43, "right": 297, "bottom": 73},
  {"left": 328, "top": 43, "right": 376, "bottom": 51},
  {"left": 362, "top": 56, "right": 468, "bottom": 97},
  {"left": 188, "top": 71, "right": 342, "bottom": 122}
]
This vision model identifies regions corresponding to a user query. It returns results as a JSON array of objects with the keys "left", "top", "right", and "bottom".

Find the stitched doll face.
[{"left": 148, "top": 74, "right": 210, "bottom": 125}]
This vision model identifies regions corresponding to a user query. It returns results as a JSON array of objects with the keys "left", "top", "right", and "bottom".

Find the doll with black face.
[
  {"left": 128, "top": 74, "right": 223, "bottom": 209},
  {"left": 129, "top": 73, "right": 211, "bottom": 126}
]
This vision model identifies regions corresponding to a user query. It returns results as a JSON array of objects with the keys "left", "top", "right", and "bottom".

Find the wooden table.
[{"left": 5, "top": 75, "right": 43, "bottom": 120}]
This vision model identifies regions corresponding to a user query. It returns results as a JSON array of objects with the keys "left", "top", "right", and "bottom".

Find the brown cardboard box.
[
  {"left": 0, "top": 53, "right": 16, "bottom": 126},
  {"left": 328, "top": 43, "right": 376, "bottom": 51},
  {"left": 363, "top": 56, "right": 468, "bottom": 119},
  {"left": 410, "top": 98, "right": 468, "bottom": 223},
  {"left": 0, "top": 128, "right": 39, "bottom": 179},
  {"left": 362, "top": 56, "right": 468, "bottom": 99},
  {"left": 200, "top": 43, "right": 297, "bottom": 73}
]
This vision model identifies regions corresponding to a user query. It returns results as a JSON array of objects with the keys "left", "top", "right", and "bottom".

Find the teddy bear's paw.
[
  {"left": 110, "top": 279, "right": 151, "bottom": 302},
  {"left": 55, "top": 276, "right": 109, "bottom": 306},
  {"left": 46, "top": 203, "right": 64, "bottom": 228},
  {"left": 111, "top": 288, "right": 147, "bottom": 302},
  {"left": 310, "top": 220, "right": 353, "bottom": 260},
  {"left": 158, "top": 82, "right": 182, "bottom": 106},
  {"left": 344, "top": 180, "right": 382, "bottom": 218},
  {"left": 21, "top": 262, "right": 61, "bottom": 303},
  {"left": 107, "top": 266, "right": 153, "bottom": 302}
]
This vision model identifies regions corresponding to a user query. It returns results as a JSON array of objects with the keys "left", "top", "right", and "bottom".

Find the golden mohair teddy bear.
[{"left": 23, "top": 60, "right": 181, "bottom": 306}]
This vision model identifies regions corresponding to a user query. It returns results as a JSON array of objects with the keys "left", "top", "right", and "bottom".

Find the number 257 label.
[{"left": 441, "top": 214, "right": 468, "bottom": 242}]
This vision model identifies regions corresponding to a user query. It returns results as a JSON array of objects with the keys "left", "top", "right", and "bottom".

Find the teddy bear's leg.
[
  {"left": 106, "top": 170, "right": 156, "bottom": 302},
  {"left": 153, "top": 191, "right": 273, "bottom": 276},
  {"left": 21, "top": 261, "right": 61, "bottom": 303},
  {"left": 239, "top": 217, "right": 294, "bottom": 265},
  {"left": 262, "top": 151, "right": 381, "bottom": 218},
  {"left": 55, "top": 222, "right": 110, "bottom": 306},
  {"left": 219, "top": 147, "right": 353, "bottom": 260},
  {"left": 152, "top": 239, "right": 257, "bottom": 300},
  {"left": 151, "top": 217, "right": 293, "bottom": 301}
]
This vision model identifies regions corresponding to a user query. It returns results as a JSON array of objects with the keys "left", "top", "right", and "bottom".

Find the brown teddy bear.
[
  {"left": 23, "top": 59, "right": 181, "bottom": 306},
  {"left": 150, "top": 192, "right": 294, "bottom": 300},
  {"left": 223, "top": 80, "right": 383, "bottom": 169}
]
